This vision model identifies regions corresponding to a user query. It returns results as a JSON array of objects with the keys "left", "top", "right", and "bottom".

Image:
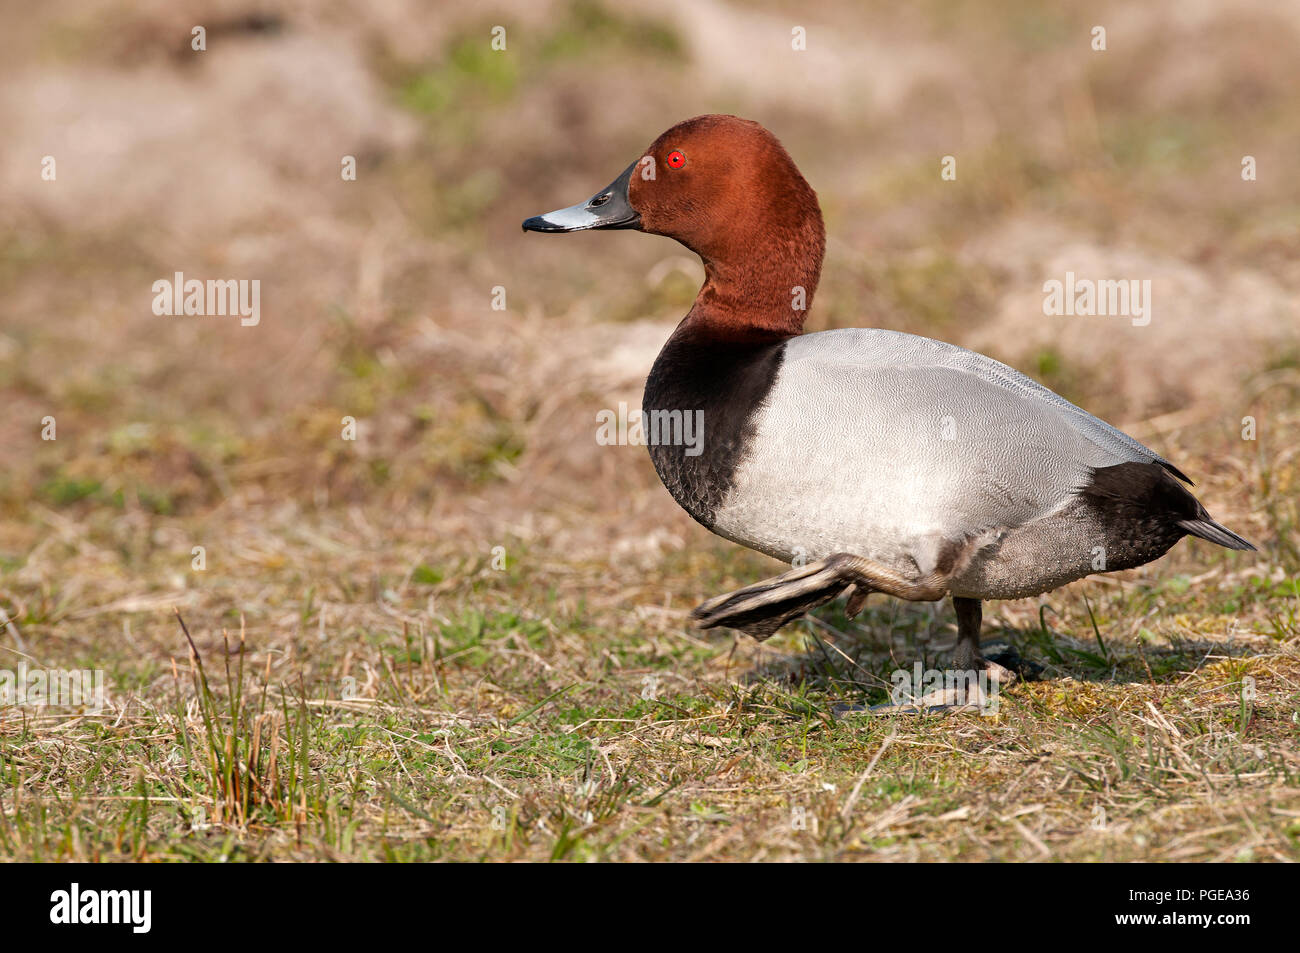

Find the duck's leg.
[
  {"left": 950, "top": 595, "right": 1039, "bottom": 686},
  {"left": 870, "top": 597, "right": 1006, "bottom": 712},
  {"left": 950, "top": 596, "right": 983, "bottom": 671},
  {"left": 691, "top": 552, "right": 949, "bottom": 641},
  {"left": 944, "top": 596, "right": 1002, "bottom": 704}
]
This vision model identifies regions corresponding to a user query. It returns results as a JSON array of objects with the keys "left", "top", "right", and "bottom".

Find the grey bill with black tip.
[{"left": 522, "top": 161, "right": 641, "bottom": 233}]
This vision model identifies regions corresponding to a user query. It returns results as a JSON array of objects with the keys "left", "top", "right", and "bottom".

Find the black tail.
[
  {"left": 1082, "top": 462, "right": 1257, "bottom": 556},
  {"left": 1178, "top": 518, "right": 1256, "bottom": 551}
]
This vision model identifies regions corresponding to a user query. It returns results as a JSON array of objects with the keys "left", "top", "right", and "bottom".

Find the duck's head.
[{"left": 524, "top": 115, "right": 825, "bottom": 335}]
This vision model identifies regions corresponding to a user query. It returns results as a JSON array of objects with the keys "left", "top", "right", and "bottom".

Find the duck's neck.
[{"left": 683, "top": 200, "right": 825, "bottom": 341}]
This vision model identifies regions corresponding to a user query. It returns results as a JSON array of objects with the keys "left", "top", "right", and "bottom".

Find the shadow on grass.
[{"left": 721, "top": 592, "right": 1273, "bottom": 711}]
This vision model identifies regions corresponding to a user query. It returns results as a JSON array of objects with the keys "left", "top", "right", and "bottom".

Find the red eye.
[{"left": 666, "top": 150, "right": 686, "bottom": 169}]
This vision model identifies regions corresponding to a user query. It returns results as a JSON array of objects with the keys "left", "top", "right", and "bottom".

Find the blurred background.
[{"left": 1, "top": 0, "right": 1296, "bottom": 662}]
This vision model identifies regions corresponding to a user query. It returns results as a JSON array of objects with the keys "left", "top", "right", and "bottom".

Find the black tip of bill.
[{"left": 521, "top": 214, "right": 573, "bottom": 233}]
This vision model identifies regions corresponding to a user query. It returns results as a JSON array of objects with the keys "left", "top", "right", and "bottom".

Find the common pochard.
[{"left": 523, "top": 114, "right": 1254, "bottom": 687}]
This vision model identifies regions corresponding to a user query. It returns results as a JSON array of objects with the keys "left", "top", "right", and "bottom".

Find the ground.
[{"left": 0, "top": 0, "right": 1297, "bottom": 861}]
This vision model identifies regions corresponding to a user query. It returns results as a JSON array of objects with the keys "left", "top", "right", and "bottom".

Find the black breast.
[{"left": 641, "top": 325, "right": 787, "bottom": 529}]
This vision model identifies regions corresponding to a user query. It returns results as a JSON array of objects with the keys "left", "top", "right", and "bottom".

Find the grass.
[
  {"left": 1, "top": 362, "right": 1294, "bottom": 861},
  {"left": 1, "top": 468, "right": 1296, "bottom": 860}
]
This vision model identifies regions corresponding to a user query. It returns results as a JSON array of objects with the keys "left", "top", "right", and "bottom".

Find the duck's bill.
[{"left": 522, "top": 161, "right": 641, "bottom": 233}]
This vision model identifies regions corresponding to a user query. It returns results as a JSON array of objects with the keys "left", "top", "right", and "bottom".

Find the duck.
[{"left": 523, "top": 114, "right": 1255, "bottom": 686}]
